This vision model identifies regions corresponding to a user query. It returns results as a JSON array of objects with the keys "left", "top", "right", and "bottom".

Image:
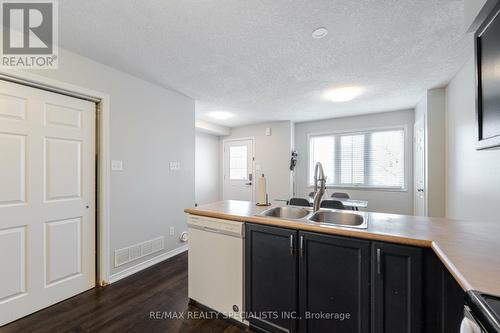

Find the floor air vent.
[{"left": 114, "top": 236, "right": 165, "bottom": 267}]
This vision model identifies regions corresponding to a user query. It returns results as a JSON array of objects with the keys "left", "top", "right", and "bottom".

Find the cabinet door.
[
  {"left": 372, "top": 242, "right": 423, "bottom": 333},
  {"left": 422, "top": 251, "right": 465, "bottom": 333},
  {"left": 299, "top": 231, "right": 370, "bottom": 333},
  {"left": 245, "top": 223, "right": 298, "bottom": 333}
]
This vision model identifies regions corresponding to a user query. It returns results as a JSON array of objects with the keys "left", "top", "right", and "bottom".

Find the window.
[
  {"left": 309, "top": 135, "right": 334, "bottom": 185},
  {"left": 229, "top": 145, "right": 248, "bottom": 180},
  {"left": 308, "top": 128, "right": 405, "bottom": 189}
]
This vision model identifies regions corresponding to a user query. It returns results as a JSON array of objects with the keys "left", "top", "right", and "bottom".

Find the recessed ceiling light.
[
  {"left": 323, "top": 86, "right": 365, "bottom": 102},
  {"left": 208, "top": 111, "right": 234, "bottom": 120},
  {"left": 312, "top": 27, "right": 328, "bottom": 39}
]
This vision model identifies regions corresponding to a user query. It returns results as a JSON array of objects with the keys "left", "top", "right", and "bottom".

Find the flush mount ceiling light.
[
  {"left": 208, "top": 111, "right": 234, "bottom": 120},
  {"left": 312, "top": 27, "right": 328, "bottom": 39},
  {"left": 323, "top": 86, "right": 365, "bottom": 102}
]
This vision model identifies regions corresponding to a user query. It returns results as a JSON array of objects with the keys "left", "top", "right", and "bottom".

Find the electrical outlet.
[
  {"left": 169, "top": 161, "right": 181, "bottom": 170},
  {"left": 169, "top": 227, "right": 175, "bottom": 236},
  {"left": 111, "top": 160, "right": 123, "bottom": 171}
]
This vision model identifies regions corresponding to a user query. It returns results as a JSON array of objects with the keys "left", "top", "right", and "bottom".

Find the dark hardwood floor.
[{"left": 1, "top": 252, "right": 250, "bottom": 333}]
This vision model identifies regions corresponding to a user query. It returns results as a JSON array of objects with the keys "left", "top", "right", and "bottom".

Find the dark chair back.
[
  {"left": 320, "top": 200, "right": 346, "bottom": 210},
  {"left": 288, "top": 198, "right": 311, "bottom": 207},
  {"left": 331, "top": 192, "right": 350, "bottom": 199}
]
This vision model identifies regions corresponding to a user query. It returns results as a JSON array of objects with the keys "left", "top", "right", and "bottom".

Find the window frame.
[{"left": 306, "top": 125, "right": 408, "bottom": 192}]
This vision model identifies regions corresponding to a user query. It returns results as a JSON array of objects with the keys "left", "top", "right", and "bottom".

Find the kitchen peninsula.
[{"left": 185, "top": 200, "right": 500, "bottom": 333}]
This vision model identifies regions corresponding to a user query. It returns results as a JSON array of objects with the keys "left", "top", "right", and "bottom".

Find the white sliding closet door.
[{"left": 0, "top": 80, "right": 96, "bottom": 325}]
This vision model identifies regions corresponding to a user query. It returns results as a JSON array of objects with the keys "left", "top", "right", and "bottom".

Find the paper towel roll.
[{"left": 258, "top": 174, "right": 267, "bottom": 205}]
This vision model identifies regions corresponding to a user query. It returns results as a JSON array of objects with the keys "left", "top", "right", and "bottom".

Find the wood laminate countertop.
[{"left": 185, "top": 200, "right": 500, "bottom": 296}]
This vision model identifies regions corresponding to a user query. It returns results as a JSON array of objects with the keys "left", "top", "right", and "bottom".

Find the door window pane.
[{"left": 229, "top": 145, "right": 247, "bottom": 180}]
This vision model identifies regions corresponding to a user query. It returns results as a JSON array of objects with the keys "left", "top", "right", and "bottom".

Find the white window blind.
[{"left": 309, "top": 128, "right": 405, "bottom": 189}]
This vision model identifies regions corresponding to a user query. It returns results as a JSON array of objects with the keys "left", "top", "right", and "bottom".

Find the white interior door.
[
  {"left": 0, "top": 80, "right": 96, "bottom": 325},
  {"left": 414, "top": 117, "right": 426, "bottom": 216},
  {"left": 223, "top": 139, "right": 254, "bottom": 201}
]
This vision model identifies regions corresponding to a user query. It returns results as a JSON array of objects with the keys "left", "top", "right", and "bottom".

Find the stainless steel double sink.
[{"left": 256, "top": 206, "right": 368, "bottom": 229}]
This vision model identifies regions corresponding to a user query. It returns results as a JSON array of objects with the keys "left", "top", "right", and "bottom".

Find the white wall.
[
  {"left": 426, "top": 89, "right": 446, "bottom": 217},
  {"left": 446, "top": 57, "right": 500, "bottom": 222},
  {"left": 195, "top": 132, "right": 220, "bottom": 205},
  {"left": 415, "top": 95, "right": 427, "bottom": 122},
  {"left": 26, "top": 48, "right": 195, "bottom": 276},
  {"left": 196, "top": 119, "right": 231, "bottom": 136},
  {"left": 294, "top": 110, "right": 414, "bottom": 215},
  {"left": 223, "top": 121, "right": 293, "bottom": 202}
]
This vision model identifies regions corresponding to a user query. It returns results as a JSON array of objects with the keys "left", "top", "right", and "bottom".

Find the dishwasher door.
[{"left": 187, "top": 215, "right": 244, "bottom": 323}]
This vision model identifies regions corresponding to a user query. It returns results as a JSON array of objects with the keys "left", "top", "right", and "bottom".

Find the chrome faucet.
[{"left": 313, "top": 162, "right": 326, "bottom": 212}]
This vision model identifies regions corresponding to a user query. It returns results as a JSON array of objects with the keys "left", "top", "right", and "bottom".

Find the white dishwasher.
[{"left": 187, "top": 215, "right": 244, "bottom": 323}]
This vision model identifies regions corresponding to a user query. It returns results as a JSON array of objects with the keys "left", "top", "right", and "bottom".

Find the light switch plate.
[
  {"left": 169, "top": 161, "right": 181, "bottom": 170},
  {"left": 111, "top": 160, "right": 123, "bottom": 171}
]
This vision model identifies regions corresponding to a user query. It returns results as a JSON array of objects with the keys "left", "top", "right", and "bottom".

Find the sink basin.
[
  {"left": 259, "top": 206, "right": 310, "bottom": 219},
  {"left": 257, "top": 206, "right": 367, "bottom": 229},
  {"left": 308, "top": 210, "right": 367, "bottom": 228}
]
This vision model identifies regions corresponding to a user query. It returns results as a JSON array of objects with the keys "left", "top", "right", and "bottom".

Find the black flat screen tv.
[{"left": 475, "top": 2, "right": 500, "bottom": 150}]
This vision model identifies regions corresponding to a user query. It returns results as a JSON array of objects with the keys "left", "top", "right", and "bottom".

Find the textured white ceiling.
[{"left": 58, "top": 0, "right": 472, "bottom": 127}]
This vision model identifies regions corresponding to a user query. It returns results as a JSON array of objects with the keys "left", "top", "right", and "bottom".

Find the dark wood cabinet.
[
  {"left": 245, "top": 223, "right": 298, "bottom": 333},
  {"left": 245, "top": 223, "right": 463, "bottom": 333},
  {"left": 371, "top": 242, "right": 423, "bottom": 333},
  {"left": 423, "top": 251, "right": 465, "bottom": 333},
  {"left": 298, "top": 231, "right": 370, "bottom": 333},
  {"left": 438, "top": 270, "right": 465, "bottom": 333}
]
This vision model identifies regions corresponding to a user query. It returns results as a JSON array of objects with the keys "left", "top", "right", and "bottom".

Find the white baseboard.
[{"left": 108, "top": 244, "right": 188, "bottom": 284}]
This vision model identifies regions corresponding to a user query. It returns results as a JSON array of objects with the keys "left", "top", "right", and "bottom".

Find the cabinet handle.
[
  {"left": 376, "top": 248, "right": 382, "bottom": 275},
  {"left": 299, "top": 235, "right": 304, "bottom": 257},
  {"left": 289, "top": 234, "right": 294, "bottom": 256}
]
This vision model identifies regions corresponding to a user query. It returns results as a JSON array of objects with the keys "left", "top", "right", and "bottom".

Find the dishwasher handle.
[
  {"left": 188, "top": 223, "right": 243, "bottom": 238},
  {"left": 203, "top": 226, "right": 221, "bottom": 234}
]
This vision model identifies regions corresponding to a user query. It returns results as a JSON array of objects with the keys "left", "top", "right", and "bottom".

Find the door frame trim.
[
  {"left": 222, "top": 137, "right": 255, "bottom": 201},
  {"left": 0, "top": 68, "right": 111, "bottom": 285}
]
